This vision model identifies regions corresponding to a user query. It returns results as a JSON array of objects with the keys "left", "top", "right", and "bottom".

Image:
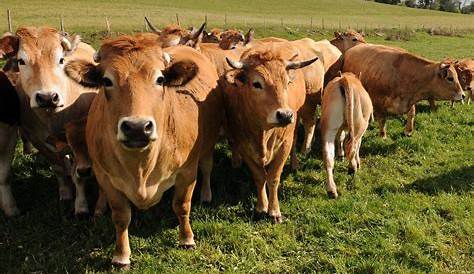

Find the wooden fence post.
[
  {"left": 7, "top": 9, "right": 12, "bottom": 32},
  {"left": 176, "top": 13, "right": 180, "bottom": 26},
  {"left": 105, "top": 17, "right": 111, "bottom": 35}
]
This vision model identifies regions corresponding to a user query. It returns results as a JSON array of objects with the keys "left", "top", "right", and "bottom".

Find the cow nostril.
[
  {"left": 120, "top": 121, "right": 132, "bottom": 134},
  {"left": 76, "top": 167, "right": 92, "bottom": 178},
  {"left": 144, "top": 121, "right": 153, "bottom": 134},
  {"left": 51, "top": 93, "right": 59, "bottom": 103}
]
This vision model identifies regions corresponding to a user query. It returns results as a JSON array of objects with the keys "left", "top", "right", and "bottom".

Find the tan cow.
[
  {"left": 144, "top": 17, "right": 205, "bottom": 48},
  {"left": 330, "top": 30, "right": 366, "bottom": 54},
  {"left": 321, "top": 72, "right": 373, "bottom": 199},
  {"left": 455, "top": 59, "right": 474, "bottom": 104},
  {"left": 202, "top": 28, "right": 223, "bottom": 43},
  {"left": 343, "top": 44, "right": 464, "bottom": 138},
  {"left": 64, "top": 34, "right": 222, "bottom": 267},
  {"left": 0, "top": 27, "right": 98, "bottom": 217},
  {"left": 221, "top": 42, "right": 315, "bottom": 223}
]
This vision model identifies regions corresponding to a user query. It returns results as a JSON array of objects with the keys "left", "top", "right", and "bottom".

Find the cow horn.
[
  {"left": 226, "top": 57, "right": 247, "bottom": 69},
  {"left": 191, "top": 22, "right": 206, "bottom": 39},
  {"left": 163, "top": 52, "right": 171, "bottom": 65},
  {"left": 145, "top": 16, "right": 161, "bottom": 34},
  {"left": 286, "top": 57, "right": 319, "bottom": 70},
  {"left": 60, "top": 36, "right": 72, "bottom": 51}
]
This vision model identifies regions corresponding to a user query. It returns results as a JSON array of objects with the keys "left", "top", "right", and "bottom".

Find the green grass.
[{"left": 0, "top": 1, "right": 473, "bottom": 273}]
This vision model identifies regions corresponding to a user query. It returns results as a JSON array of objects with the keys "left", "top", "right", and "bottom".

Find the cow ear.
[
  {"left": 61, "top": 34, "right": 81, "bottom": 56},
  {"left": 334, "top": 31, "right": 342, "bottom": 39},
  {"left": 0, "top": 34, "right": 19, "bottom": 59},
  {"left": 163, "top": 60, "right": 198, "bottom": 86},
  {"left": 245, "top": 29, "right": 254, "bottom": 45},
  {"left": 224, "top": 69, "right": 246, "bottom": 87},
  {"left": 64, "top": 59, "right": 102, "bottom": 88}
]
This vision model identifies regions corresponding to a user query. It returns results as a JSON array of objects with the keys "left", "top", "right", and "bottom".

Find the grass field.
[{"left": 0, "top": 1, "right": 473, "bottom": 273}]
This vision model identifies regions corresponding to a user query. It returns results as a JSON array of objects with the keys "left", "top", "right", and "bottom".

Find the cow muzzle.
[
  {"left": 75, "top": 166, "right": 93, "bottom": 179},
  {"left": 453, "top": 90, "right": 465, "bottom": 101},
  {"left": 268, "top": 108, "right": 294, "bottom": 126},
  {"left": 118, "top": 117, "right": 157, "bottom": 149},
  {"left": 33, "top": 91, "right": 64, "bottom": 109}
]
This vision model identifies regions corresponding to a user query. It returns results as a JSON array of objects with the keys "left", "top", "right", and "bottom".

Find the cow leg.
[
  {"left": 356, "top": 138, "right": 362, "bottom": 170},
  {"left": 247, "top": 162, "right": 268, "bottom": 214},
  {"left": 266, "top": 141, "right": 292, "bottom": 224},
  {"left": 290, "top": 121, "right": 299, "bottom": 171},
  {"left": 323, "top": 128, "right": 338, "bottom": 199},
  {"left": 347, "top": 138, "right": 359, "bottom": 175},
  {"left": 336, "top": 129, "right": 346, "bottom": 159},
  {"left": 428, "top": 99, "right": 437, "bottom": 111},
  {"left": 199, "top": 154, "right": 213, "bottom": 203},
  {"left": 72, "top": 176, "right": 89, "bottom": 217},
  {"left": 97, "top": 174, "right": 132, "bottom": 267},
  {"left": 376, "top": 116, "right": 387, "bottom": 139},
  {"left": 20, "top": 130, "right": 33, "bottom": 155},
  {"left": 404, "top": 105, "right": 416, "bottom": 137},
  {"left": 94, "top": 188, "right": 108, "bottom": 217},
  {"left": 0, "top": 124, "right": 20, "bottom": 217},
  {"left": 299, "top": 102, "right": 317, "bottom": 154},
  {"left": 173, "top": 174, "right": 197, "bottom": 248},
  {"left": 52, "top": 166, "right": 73, "bottom": 201}
]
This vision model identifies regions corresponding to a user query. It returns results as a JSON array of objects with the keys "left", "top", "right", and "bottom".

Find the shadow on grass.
[{"left": 404, "top": 165, "right": 474, "bottom": 195}]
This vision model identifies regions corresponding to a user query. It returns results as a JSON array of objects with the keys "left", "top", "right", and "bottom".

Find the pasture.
[{"left": 0, "top": 0, "right": 473, "bottom": 273}]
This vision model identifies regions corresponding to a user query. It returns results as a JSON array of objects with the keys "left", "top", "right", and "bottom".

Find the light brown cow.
[
  {"left": 330, "top": 30, "right": 366, "bottom": 54},
  {"left": 343, "top": 44, "right": 464, "bottom": 138},
  {"left": 202, "top": 28, "right": 222, "bottom": 43},
  {"left": 0, "top": 27, "right": 98, "bottom": 217},
  {"left": 64, "top": 34, "right": 222, "bottom": 267},
  {"left": 221, "top": 42, "right": 315, "bottom": 223},
  {"left": 144, "top": 17, "right": 205, "bottom": 48},
  {"left": 455, "top": 59, "right": 474, "bottom": 104},
  {"left": 321, "top": 72, "right": 373, "bottom": 199}
]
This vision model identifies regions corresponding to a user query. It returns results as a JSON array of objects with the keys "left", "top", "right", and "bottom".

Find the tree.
[
  {"left": 405, "top": 0, "right": 417, "bottom": 7},
  {"left": 439, "top": 0, "right": 461, "bottom": 12},
  {"left": 375, "top": 0, "right": 401, "bottom": 4}
]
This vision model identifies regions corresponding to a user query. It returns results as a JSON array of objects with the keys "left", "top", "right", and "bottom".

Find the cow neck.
[
  {"left": 227, "top": 92, "right": 267, "bottom": 167},
  {"left": 406, "top": 63, "right": 440, "bottom": 106}
]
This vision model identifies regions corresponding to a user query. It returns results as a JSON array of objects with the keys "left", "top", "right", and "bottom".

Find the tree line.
[{"left": 372, "top": 0, "right": 474, "bottom": 13}]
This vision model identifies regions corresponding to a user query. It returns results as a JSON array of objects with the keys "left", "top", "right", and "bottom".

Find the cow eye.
[
  {"left": 447, "top": 76, "right": 454, "bottom": 82},
  {"left": 102, "top": 77, "right": 113, "bottom": 87},
  {"left": 252, "top": 82, "right": 263, "bottom": 89},
  {"left": 156, "top": 75, "right": 165, "bottom": 85},
  {"left": 17, "top": 59, "right": 26, "bottom": 66},
  {"left": 59, "top": 58, "right": 65, "bottom": 65}
]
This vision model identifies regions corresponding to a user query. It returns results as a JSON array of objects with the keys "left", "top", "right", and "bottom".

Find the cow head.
[
  {"left": 225, "top": 46, "right": 317, "bottom": 129},
  {"left": 331, "top": 30, "right": 365, "bottom": 54},
  {"left": 65, "top": 34, "right": 199, "bottom": 151},
  {"left": 145, "top": 18, "right": 206, "bottom": 49},
  {"left": 454, "top": 61, "right": 473, "bottom": 92},
  {"left": 219, "top": 29, "right": 246, "bottom": 50},
  {"left": 434, "top": 61, "right": 464, "bottom": 101},
  {"left": 202, "top": 28, "right": 222, "bottom": 43},
  {"left": 0, "top": 27, "right": 81, "bottom": 112}
]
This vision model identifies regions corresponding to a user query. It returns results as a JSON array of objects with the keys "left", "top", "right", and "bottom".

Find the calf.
[
  {"left": 65, "top": 34, "right": 222, "bottom": 267},
  {"left": 343, "top": 44, "right": 464, "bottom": 138},
  {"left": 321, "top": 72, "right": 373, "bottom": 199},
  {"left": 221, "top": 43, "right": 315, "bottom": 223}
]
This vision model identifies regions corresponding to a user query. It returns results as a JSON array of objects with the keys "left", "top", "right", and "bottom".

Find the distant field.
[
  {"left": 1, "top": 0, "right": 474, "bottom": 33},
  {"left": 0, "top": 1, "right": 473, "bottom": 273}
]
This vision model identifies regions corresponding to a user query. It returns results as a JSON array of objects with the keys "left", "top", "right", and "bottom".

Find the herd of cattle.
[{"left": 0, "top": 20, "right": 472, "bottom": 267}]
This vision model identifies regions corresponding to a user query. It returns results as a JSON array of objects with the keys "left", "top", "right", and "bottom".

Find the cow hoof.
[
  {"left": 270, "top": 214, "right": 283, "bottom": 224},
  {"left": 403, "top": 131, "right": 413, "bottom": 137},
  {"left": 112, "top": 261, "right": 130, "bottom": 270},
  {"left": 75, "top": 211, "right": 91, "bottom": 220},
  {"left": 327, "top": 191, "right": 338, "bottom": 199},
  {"left": 347, "top": 168, "right": 355, "bottom": 175},
  {"left": 180, "top": 244, "right": 195, "bottom": 250},
  {"left": 253, "top": 211, "right": 267, "bottom": 221},
  {"left": 112, "top": 255, "right": 131, "bottom": 269},
  {"left": 4, "top": 207, "right": 21, "bottom": 218},
  {"left": 200, "top": 201, "right": 212, "bottom": 207}
]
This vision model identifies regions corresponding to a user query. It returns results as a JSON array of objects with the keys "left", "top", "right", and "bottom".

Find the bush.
[{"left": 405, "top": 0, "right": 417, "bottom": 8}]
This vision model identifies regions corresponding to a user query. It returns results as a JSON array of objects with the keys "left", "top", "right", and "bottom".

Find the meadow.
[{"left": 0, "top": 0, "right": 473, "bottom": 273}]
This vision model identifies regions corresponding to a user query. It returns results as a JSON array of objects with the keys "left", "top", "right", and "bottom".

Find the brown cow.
[
  {"left": 221, "top": 42, "right": 315, "bottom": 223},
  {"left": 330, "top": 30, "right": 366, "bottom": 54},
  {"left": 455, "top": 59, "right": 474, "bottom": 104},
  {"left": 343, "top": 44, "right": 464, "bottom": 138},
  {"left": 0, "top": 27, "right": 98, "bottom": 216},
  {"left": 64, "top": 34, "right": 222, "bottom": 267},
  {"left": 144, "top": 17, "right": 205, "bottom": 48},
  {"left": 321, "top": 72, "right": 373, "bottom": 199}
]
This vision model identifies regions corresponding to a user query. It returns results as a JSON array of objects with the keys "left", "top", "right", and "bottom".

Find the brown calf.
[{"left": 321, "top": 73, "right": 373, "bottom": 198}]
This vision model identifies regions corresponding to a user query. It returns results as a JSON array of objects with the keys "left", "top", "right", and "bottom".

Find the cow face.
[
  {"left": 65, "top": 34, "right": 198, "bottom": 151},
  {"left": 225, "top": 52, "right": 317, "bottom": 129},
  {"left": 202, "top": 29, "right": 222, "bottom": 43},
  {"left": 434, "top": 62, "right": 465, "bottom": 101},
  {"left": 0, "top": 27, "right": 81, "bottom": 112},
  {"left": 219, "top": 30, "right": 246, "bottom": 50},
  {"left": 331, "top": 30, "right": 365, "bottom": 53},
  {"left": 455, "top": 63, "right": 473, "bottom": 92}
]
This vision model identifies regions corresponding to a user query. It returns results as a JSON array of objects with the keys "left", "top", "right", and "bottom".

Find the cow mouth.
[{"left": 121, "top": 139, "right": 151, "bottom": 150}]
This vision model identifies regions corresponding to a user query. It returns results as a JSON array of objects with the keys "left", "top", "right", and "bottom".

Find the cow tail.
[{"left": 341, "top": 76, "right": 355, "bottom": 160}]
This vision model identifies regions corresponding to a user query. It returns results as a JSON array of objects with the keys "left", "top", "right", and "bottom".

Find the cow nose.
[
  {"left": 119, "top": 118, "right": 156, "bottom": 148},
  {"left": 36, "top": 92, "right": 61, "bottom": 108},
  {"left": 76, "top": 166, "right": 92, "bottom": 178},
  {"left": 276, "top": 109, "right": 294, "bottom": 125}
]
